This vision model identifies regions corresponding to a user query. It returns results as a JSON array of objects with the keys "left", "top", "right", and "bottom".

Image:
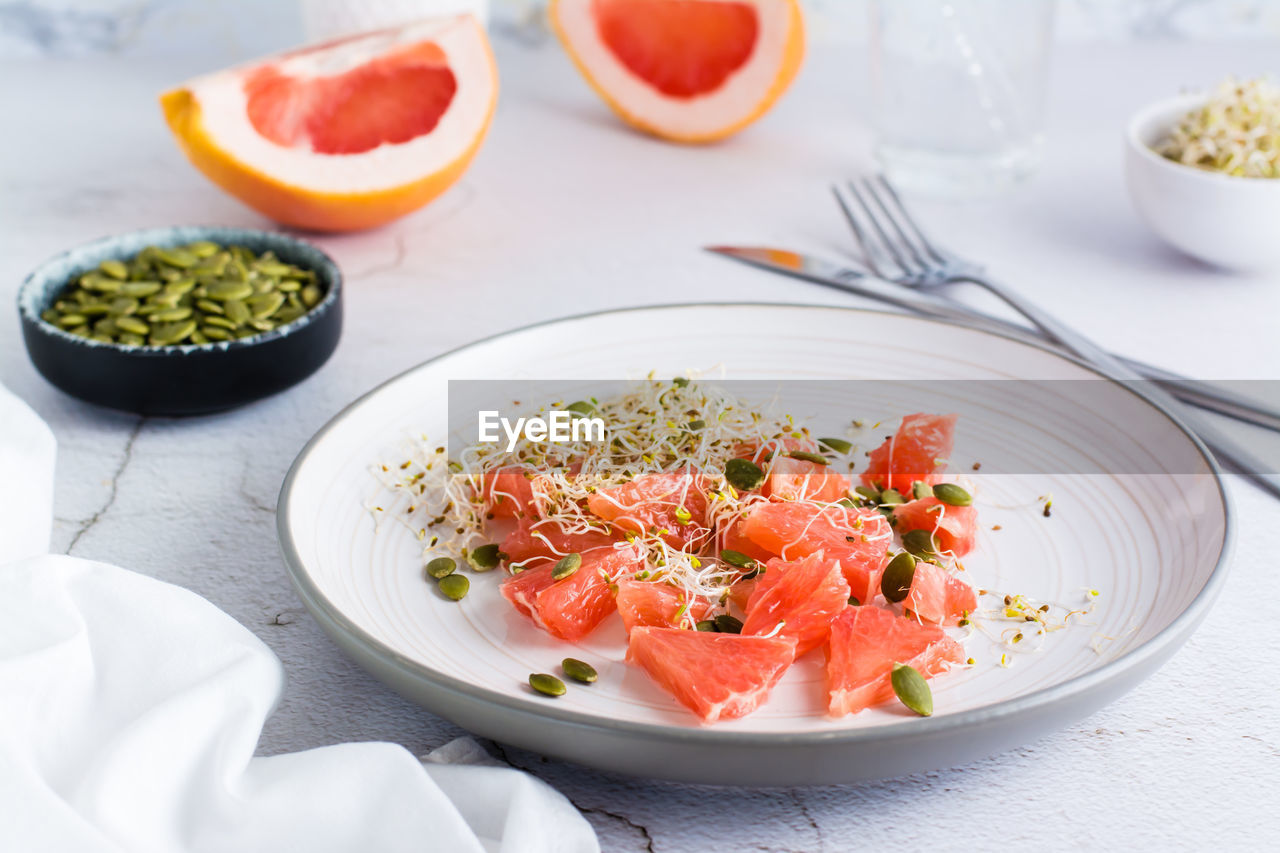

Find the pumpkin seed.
[
  {"left": 551, "top": 552, "right": 582, "bottom": 581},
  {"left": 529, "top": 673, "right": 566, "bottom": 697},
  {"left": 204, "top": 315, "right": 238, "bottom": 330},
  {"left": 68, "top": 325, "right": 90, "bottom": 337},
  {"left": 786, "top": 450, "right": 829, "bottom": 465},
  {"left": 189, "top": 240, "right": 220, "bottom": 258},
  {"left": 467, "top": 543, "right": 502, "bottom": 571},
  {"left": 195, "top": 298, "right": 224, "bottom": 315},
  {"left": 149, "top": 319, "right": 196, "bottom": 346},
  {"left": 301, "top": 284, "right": 322, "bottom": 307},
  {"left": 880, "top": 488, "right": 905, "bottom": 505},
  {"left": 880, "top": 552, "right": 916, "bottom": 603},
  {"left": 164, "top": 278, "right": 197, "bottom": 296},
  {"left": 249, "top": 292, "right": 285, "bottom": 319},
  {"left": 208, "top": 281, "right": 255, "bottom": 301},
  {"left": 78, "top": 303, "right": 111, "bottom": 316},
  {"left": 890, "top": 663, "right": 933, "bottom": 716},
  {"left": 854, "top": 485, "right": 881, "bottom": 502},
  {"left": 695, "top": 620, "right": 717, "bottom": 632},
  {"left": 565, "top": 400, "right": 595, "bottom": 417},
  {"left": 156, "top": 248, "right": 197, "bottom": 268},
  {"left": 118, "top": 333, "right": 145, "bottom": 346},
  {"left": 224, "top": 299, "right": 251, "bottom": 326},
  {"left": 902, "top": 529, "right": 937, "bottom": 557},
  {"left": 150, "top": 306, "right": 193, "bottom": 323},
  {"left": 437, "top": 573, "right": 470, "bottom": 601},
  {"left": 912, "top": 481, "right": 933, "bottom": 500},
  {"left": 114, "top": 316, "right": 150, "bottom": 336},
  {"left": 98, "top": 259, "right": 128, "bottom": 280},
  {"left": 714, "top": 614, "right": 743, "bottom": 634},
  {"left": 200, "top": 325, "right": 233, "bottom": 342},
  {"left": 686, "top": 419, "right": 706, "bottom": 431},
  {"left": 40, "top": 309, "right": 59, "bottom": 323},
  {"left": 561, "top": 658, "right": 597, "bottom": 684},
  {"left": 121, "top": 281, "right": 162, "bottom": 297},
  {"left": 818, "top": 437, "right": 853, "bottom": 454},
  {"left": 725, "top": 457, "right": 765, "bottom": 491},
  {"left": 56, "top": 313, "right": 88, "bottom": 328},
  {"left": 420, "top": 559, "right": 456, "bottom": 583},
  {"left": 719, "top": 549, "right": 757, "bottom": 570},
  {"left": 189, "top": 330, "right": 209, "bottom": 345},
  {"left": 276, "top": 280, "right": 302, "bottom": 293},
  {"left": 933, "top": 483, "right": 972, "bottom": 507}
]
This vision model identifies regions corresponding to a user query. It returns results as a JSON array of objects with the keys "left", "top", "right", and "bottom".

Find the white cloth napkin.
[{"left": 0, "top": 385, "right": 598, "bottom": 853}]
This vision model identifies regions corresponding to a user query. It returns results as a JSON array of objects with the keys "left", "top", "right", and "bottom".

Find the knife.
[{"left": 706, "top": 245, "right": 1280, "bottom": 435}]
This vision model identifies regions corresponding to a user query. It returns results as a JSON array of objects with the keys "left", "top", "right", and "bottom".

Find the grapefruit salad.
[{"left": 372, "top": 378, "right": 1038, "bottom": 724}]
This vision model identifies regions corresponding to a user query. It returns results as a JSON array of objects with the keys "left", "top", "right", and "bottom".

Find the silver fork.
[{"left": 835, "top": 175, "right": 1280, "bottom": 500}]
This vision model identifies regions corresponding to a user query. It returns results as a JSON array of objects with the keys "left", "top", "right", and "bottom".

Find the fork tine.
[
  {"left": 862, "top": 177, "right": 930, "bottom": 271},
  {"left": 846, "top": 179, "right": 914, "bottom": 276},
  {"left": 831, "top": 184, "right": 893, "bottom": 280},
  {"left": 873, "top": 175, "right": 948, "bottom": 265}
]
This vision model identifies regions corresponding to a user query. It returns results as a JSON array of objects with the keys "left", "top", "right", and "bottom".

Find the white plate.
[{"left": 278, "top": 304, "right": 1232, "bottom": 785}]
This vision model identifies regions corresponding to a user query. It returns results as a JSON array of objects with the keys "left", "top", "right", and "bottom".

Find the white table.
[{"left": 2, "top": 38, "right": 1277, "bottom": 851}]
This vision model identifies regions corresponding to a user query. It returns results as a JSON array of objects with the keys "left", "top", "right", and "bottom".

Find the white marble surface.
[{"left": 2, "top": 37, "right": 1279, "bottom": 851}]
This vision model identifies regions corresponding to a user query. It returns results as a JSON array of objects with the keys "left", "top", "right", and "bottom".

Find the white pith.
[
  {"left": 556, "top": 0, "right": 794, "bottom": 137},
  {"left": 185, "top": 16, "right": 496, "bottom": 194}
]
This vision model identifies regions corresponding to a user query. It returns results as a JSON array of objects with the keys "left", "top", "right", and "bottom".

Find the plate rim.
[{"left": 277, "top": 301, "right": 1235, "bottom": 747}]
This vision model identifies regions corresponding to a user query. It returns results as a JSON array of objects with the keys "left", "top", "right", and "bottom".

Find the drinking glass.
[{"left": 870, "top": 0, "right": 1056, "bottom": 196}]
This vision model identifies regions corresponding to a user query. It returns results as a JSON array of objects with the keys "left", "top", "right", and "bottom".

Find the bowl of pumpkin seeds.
[{"left": 18, "top": 226, "right": 342, "bottom": 415}]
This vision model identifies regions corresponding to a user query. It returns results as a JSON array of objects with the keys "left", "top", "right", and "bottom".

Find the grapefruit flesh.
[
  {"left": 763, "top": 456, "right": 851, "bottom": 503},
  {"left": 160, "top": 16, "right": 498, "bottom": 231},
  {"left": 500, "top": 520, "right": 619, "bottom": 568},
  {"left": 586, "top": 468, "right": 709, "bottom": 549},
  {"left": 741, "top": 553, "right": 849, "bottom": 657},
  {"left": 740, "top": 501, "right": 892, "bottom": 604},
  {"left": 894, "top": 496, "right": 979, "bottom": 558},
  {"left": 904, "top": 560, "right": 978, "bottom": 626},
  {"left": 719, "top": 519, "right": 775, "bottom": 565},
  {"left": 500, "top": 546, "right": 640, "bottom": 640},
  {"left": 550, "top": 0, "right": 805, "bottom": 142},
  {"left": 627, "top": 626, "right": 795, "bottom": 722},
  {"left": 861, "top": 413, "right": 957, "bottom": 493},
  {"left": 615, "top": 578, "right": 713, "bottom": 633},
  {"left": 481, "top": 466, "right": 542, "bottom": 519},
  {"left": 825, "top": 606, "right": 963, "bottom": 717}
]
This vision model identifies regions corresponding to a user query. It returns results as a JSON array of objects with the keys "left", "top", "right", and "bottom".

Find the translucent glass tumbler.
[{"left": 870, "top": 0, "right": 1056, "bottom": 196}]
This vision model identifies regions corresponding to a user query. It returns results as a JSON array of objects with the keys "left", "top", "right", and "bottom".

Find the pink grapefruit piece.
[
  {"left": 741, "top": 553, "right": 850, "bottom": 657},
  {"left": 586, "top": 467, "right": 709, "bottom": 549},
  {"left": 894, "top": 496, "right": 979, "bottom": 558},
  {"left": 615, "top": 578, "right": 713, "bottom": 634},
  {"left": 500, "top": 546, "right": 640, "bottom": 640},
  {"left": 903, "top": 560, "right": 978, "bottom": 626},
  {"left": 627, "top": 626, "right": 796, "bottom": 722},
  {"left": 861, "top": 413, "right": 957, "bottom": 493},
  {"left": 825, "top": 606, "right": 963, "bottom": 717}
]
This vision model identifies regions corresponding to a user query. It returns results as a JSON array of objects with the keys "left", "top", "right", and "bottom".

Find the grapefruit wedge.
[
  {"left": 161, "top": 16, "right": 498, "bottom": 231},
  {"left": 549, "top": 0, "right": 805, "bottom": 142}
]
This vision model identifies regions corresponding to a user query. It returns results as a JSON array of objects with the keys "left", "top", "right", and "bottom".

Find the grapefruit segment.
[
  {"left": 862, "top": 413, "right": 957, "bottom": 493},
  {"left": 161, "top": 15, "right": 498, "bottom": 231},
  {"left": 894, "top": 496, "right": 979, "bottom": 558},
  {"left": 627, "top": 626, "right": 795, "bottom": 722},
  {"left": 741, "top": 553, "right": 849, "bottom": 657},
  {"left": 550, "top": 0, "right": 805, "bottom": 142},
  {"left": 826, "top": 606, "right": 963, "bottom": 717},
  {"left": 586, "top": 468, "right": 709, "bottom": 549},
  {"left": 501, "top": 546, "right": 640, "bottom": 640},
  {"left": 903, "top": 560, "right": 978, "bottom": 626},
  {"left": 615, "top": 578, "right": 713, "bottom": 633},
  {"left": 500, "top": 520, "right": 619, "bottom": 568},
  {"left": 739, "top": 501, "right": 892, "bottom": 603}
]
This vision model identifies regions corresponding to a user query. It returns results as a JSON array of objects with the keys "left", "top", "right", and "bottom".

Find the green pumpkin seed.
[
  {"left": 890, "top": 663, "right": 933, "bottom": 716},
  {"left": 686, "top": 419, "right": 706, "bottom": 431},
  {"left": 93, "top": 317, "right": 118, "bottom": 335},
  {"left": 115, "top": 316, "right": 150, "bottom": 336},
  {"left": 902, "top": 529, "right": 937, "bottom": 557},
  {"left": 164, "top": 278, "right": 197, "bottom": 296},
  {"left": 149, "top": 319, "right": 197, "bottom": 346},
  {"left": 56, "top": 313, "right": 88, "bottom": 327},
  {"left": 274, "top": 306, "right": 305, "bottom": 325},
  {"left": 714, "top": 614, "right": 743, "bottom": 634},
  {"left": 98, "top": 259, "right": 128, "bottom": 280},
  {"left": 561, "top": 658, "right": 598, "bottom": 684},
  {"left": 786, "top": 450, "right": 830, "bottom": 466},
  {"left": 551, "top": 552, "right": 582, "bottom": 581},
  {"left": 195, "top": 298, "right": 224, "bottom": 315},
  {"left": 224, "top": 299, "right": 251, "bottom": 326},
  {"left": 189, "top": 240, "right": 220, "bottom": 258},
  {"left": 912, "top": 481, "right": 933, "bottom": 500},
  {"left": 276, "top": 280, "right": 302, "bottom": 293},
  {"left": 40, "top": 309, "right": 59, "bottom": 323},
  {"left": 719, "top": 549, "right": 757, "bottom": 570},
  {"left": 121, "top": 281, "right": 162, "bottom": 297},
  {"left": 78, "top": 303, "right": 111, "bottom": 316},
  {"left": 695, "top": 620, "right": 717, "bottom": 632},
  {"left": 438, "top": 573, "right": 470, "bottom": 601},
  {"left": 156, "top": 248, "right": 197, "bottom": 268},
  {"left": 91, "top": 333, "right": 114, "bottom": 343},
  {"left": 204, "top": 315, "right": 238, "bottom": 330},
  {"left": 208, "top": 281, "right": 254, "bottom": 301},
  {"left": 818, "top": 437, "right": 853, "bottom": 454},
  {"left": 880, "top": 552, "right": 916, "bottom": 603},
  {"left": 189, "top": 330, "right": 209, "bottom": 345},
  {"left": 68, "top": 325, "right": 91, "bottom": 337},
  {"left": 150, "top": 306, "right": 193, "bottom": 323},
  {"left": 248, "top": 292, "right": 286, "bottom": 319},
  {"left": 854, "top": 485, "right": 881, "bottom": 502},
  {"left": 880, "top": 488, "right": 905, "bottom": 505},
  {"left": 933, "top": 483, "right": 972, "bottom": 507},
  {"left": 118, "top": 333, "right": 145, "bottom": 346},
  {"left": 565, "top": 400, "right": 595, "bottom": 417},
  {"left": 848, "top": 596, "right": 861, "bottom": 606},
  {"left": 301, "top": 284, "right": 322, "bottom": 307},
  {"left": 200, "top": 325, "right": 233, "bottom": 342},
  {"left": 529, "top": 673, "right": 566, "bottom": 697},
  {"left": 254, "top": 261, "right": 295, "bottom": 276},
  {"left": 467, "top": 543, "right": 502, "bottom": 571},
  {"left": 725, "top": 457, "right": 765, "bottom": 491},
  {"left": 425, "top": 556, "right": 457, "bottom": 579}
]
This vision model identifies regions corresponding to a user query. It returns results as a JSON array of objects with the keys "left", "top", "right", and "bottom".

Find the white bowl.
[{"left": 1125, "top": 93, "right": 1280, "bottom": 271}]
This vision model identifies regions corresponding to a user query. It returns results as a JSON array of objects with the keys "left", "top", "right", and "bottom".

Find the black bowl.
[{"left": 18, "top": 226, "right": 342, "bottom": 416}]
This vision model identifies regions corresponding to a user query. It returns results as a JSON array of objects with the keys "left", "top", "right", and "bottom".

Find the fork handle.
[{"left": 958, "top": 274, "right": 1280, "bottom": 499}]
